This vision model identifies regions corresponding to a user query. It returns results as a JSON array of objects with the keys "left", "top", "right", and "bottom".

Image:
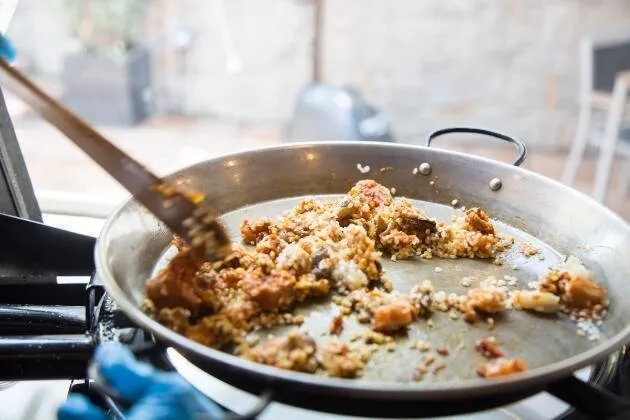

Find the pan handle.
[
  {"left": 426, "top": 127, "right": 527, "bottom": 167},
  {"left": 546, "top": 374, "right": 630, "bottom": 420}
]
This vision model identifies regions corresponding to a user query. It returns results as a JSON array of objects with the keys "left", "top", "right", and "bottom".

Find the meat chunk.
[
  {"left": 145, "top": 250, "right": 210, "bottom": 312},
  {"left": 474, "top": 337, "right": 504, "bottom": 359},
  {"left": 329, "top": 312, "right": 344, "bottom": 335},
  {"left": 476, "top": 358, "right": 527, "bottom": 378},
  {"left": 240, "top": 270, "right": 296, "bottom": 312},
  {"left": 348, "top": 179, "right": 393, "bottom": 209},
  {"left": 464, "top": 208, "right": 495, "bottom": 235},
  {"left": 538, "top": 257, "right": 606, "bottom": 310},
  {"left": 372, "top": 299, "right": 416, "bottom": 332},
  {"left": 565, "top": 274, "right": 605, "bottom": 308},
  {"left": 244, "top": 330, "right": 318, "bottom": 373},
  {"left": 320, "top": 340, "right": 366, "bottom": 378},
  {"left": 240, "top": 218, "right": 273, "bottom": 245},
  {"left": 373, "top": 198, "right": 436, "bottom": 236}
]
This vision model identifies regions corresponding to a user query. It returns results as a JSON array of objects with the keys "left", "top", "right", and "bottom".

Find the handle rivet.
[
  {"left": 419, "top": 163, "right": 432, "bottom": 175},
  {"left": 489, "top": 177, "right": 502, "bottom": 191}
]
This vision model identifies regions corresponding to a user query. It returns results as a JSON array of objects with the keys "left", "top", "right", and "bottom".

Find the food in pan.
[
  {"left": 143, "top": 180, "right": 609, "bottom": 381},
  {"left": 476, "top": 357, "right": 528, "bottom": 379}
]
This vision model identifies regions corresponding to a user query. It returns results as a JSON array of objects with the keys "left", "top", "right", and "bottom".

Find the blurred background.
[{"left": 3, "top": 0, "right": 630, "bottom": 220}]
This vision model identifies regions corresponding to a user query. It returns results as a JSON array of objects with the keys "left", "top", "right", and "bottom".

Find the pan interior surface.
[
  {"left": 151, "top": 193, "right": 610, "bottom": 385},
  {"left": 97, "top": 142, "right": 630, "bottom": 395}
]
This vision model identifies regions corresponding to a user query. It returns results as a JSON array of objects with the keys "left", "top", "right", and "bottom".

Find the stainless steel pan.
[{"left": 94, "top": 128, "right": 630, "bottom": 418}]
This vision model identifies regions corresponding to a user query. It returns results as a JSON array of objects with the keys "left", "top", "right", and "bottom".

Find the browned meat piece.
[
  {"left": 538, "top": 260, "right": 606, "bottom": 311},
  {"left": 186, "top": 314, "right": 242, "bottom": 349},
  {"left": 240, "top": 218, "right": 273, "bottom": 245},
  {"left": 240, "top": 269, "right": 296, "bottom": 312},
  {"left": 388, "top": 198, "right": 437, "bottom": 236},
  {"left": 565, "top": 274, "right": 605, "bottom": 308},
  {"left": 464, "top": 208, "right": 495, "bottom": 235},
  {"left": 372, "top": 299, "right": 416, "bottom": 332},
  {"left": 329, "top": 312, "right": 344, "bottom": 335},
  {"left": 320, "top": 340, "right": 366, "bottom": 378},
  {"left": 370, "top": 198, "right": 435, "bottom": 236},
  {"left": 348, "top": 179, "right": 393, "bottom": 209},
  {"left": 244, "top": 330, "right": 318, "bottom": 373},
  {"left": 474, "top": 337, "right": 504, "bottom": 359},
  {"left": 145, "top": 250, "right": 210, "bottom": 312},
  {"left": 476, "top": 358, "right": 527, "bottom": 378}
]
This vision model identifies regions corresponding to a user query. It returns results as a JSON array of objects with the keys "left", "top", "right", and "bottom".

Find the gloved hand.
[
  {"left": 57, "top": 342, "right": 225, "bottom": 420},
  {"left": 0, "top": 33, "right": 16, "bottom": 62}
]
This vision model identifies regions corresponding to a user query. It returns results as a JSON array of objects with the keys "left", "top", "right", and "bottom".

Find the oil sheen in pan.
[{"left": 151, "top": 194, "right": 608, "bottom": 385}]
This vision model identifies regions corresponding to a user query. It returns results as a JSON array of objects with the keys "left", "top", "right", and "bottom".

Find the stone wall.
[
  {"left": 7, "top": 0, "right": 630, "bottom": 146},
  {"left": 322, "top": 0, "right": 630, "bottom": 146}
]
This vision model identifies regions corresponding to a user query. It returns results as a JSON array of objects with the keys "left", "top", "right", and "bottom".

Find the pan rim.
[{"left": 95, "top": 140, "right": 630, "bottom": 399}]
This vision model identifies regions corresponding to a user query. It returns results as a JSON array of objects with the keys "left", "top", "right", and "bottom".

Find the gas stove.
[{"left": 0, "top": 89, "right": 628, "bottom": 419}]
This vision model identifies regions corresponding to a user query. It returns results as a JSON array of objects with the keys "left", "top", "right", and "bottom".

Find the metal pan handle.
[{"left": 426, "top": 127, "right": 528, "bottom": 167}]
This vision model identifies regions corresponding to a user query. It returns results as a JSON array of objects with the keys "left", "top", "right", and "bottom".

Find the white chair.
[{"left": 562, "top": 36, "right": 630, "bottom": 205}]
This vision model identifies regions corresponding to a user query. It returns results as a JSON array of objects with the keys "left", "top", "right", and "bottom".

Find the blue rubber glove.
[
  {"left": 57, "top": 342, "right": 225, "bottom": 420},
  {"left": 0, "top": 33, "right": 16, "bottom": 62}
]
